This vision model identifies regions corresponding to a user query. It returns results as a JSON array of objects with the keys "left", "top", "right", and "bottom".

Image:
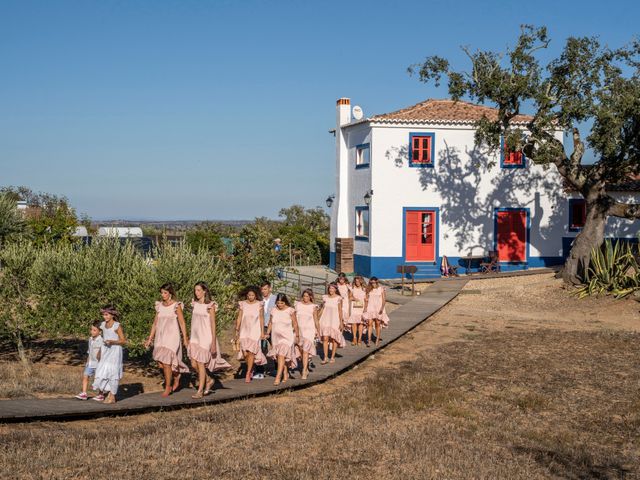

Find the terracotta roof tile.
[{"left": 369, "top": 99, "right": 533, "bottom": 125}]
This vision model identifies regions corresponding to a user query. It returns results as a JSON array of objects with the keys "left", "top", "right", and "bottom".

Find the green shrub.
[{"left": 576, "top": 239, "right": 640, "bottom": 299}]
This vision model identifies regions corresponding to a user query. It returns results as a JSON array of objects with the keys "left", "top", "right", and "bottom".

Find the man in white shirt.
[{"left": 254, "top": 281, "right": 276, "bottom": 379}]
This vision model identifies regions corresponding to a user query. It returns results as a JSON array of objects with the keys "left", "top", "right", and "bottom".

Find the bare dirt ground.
[{"left": 0, "top": 273, "right": 638, "bottom": 480}]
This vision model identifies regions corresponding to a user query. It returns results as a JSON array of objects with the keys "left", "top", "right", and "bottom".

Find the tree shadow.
[
  {"left": 117, "top": 382, "right": 144, "bottom": 400},
  {"left": 385, "top": 141, "right": 567, "bottom": 264}
]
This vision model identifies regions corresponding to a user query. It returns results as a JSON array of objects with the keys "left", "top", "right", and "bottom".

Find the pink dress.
[
  {"left": 337, "top": 283, "right": 351, "bottom": 325},
  {"left": 347, "top": 286, "right": 366, "bottom": 325},
  {"left": 153, "top": 301, "right": 189, "bottom": 373},
  {"left": 237, "top": 300, "right": 267, "bottom": 366},
  {"left": 267, "top": 307, "right": 298, "bottom": 368},
  {"left": 188, "top": 301, "right": 231, "bottom": 372},
  {"left": 319, "top": 295, "right": 346, "bottom": 347},
  {"left": 295, "top": 301, "right": 318, "bottom": 356},
  {"left": 363, "top": 287, "right": 390, "bottom": 327}
]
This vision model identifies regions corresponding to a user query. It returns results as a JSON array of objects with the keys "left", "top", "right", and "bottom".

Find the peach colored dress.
[
  {"left": 237, "top": 300, "right": 267, "bottom": 366},
  {"left": 153, "top": 301, "right": 189, "bottom": 373},
  {"left": 188, "top": 301, "right": 231, "bottom": 372},
  {"left": 319, "top": 295, "right": 346, "bottom": 347},
  {"left": 295, "top": 301, "right": 318, "bottom": 356},
  {"left": 267, "top": 307, "right": 298, "bottom": 368},
  {"left": 337, "top": 283, "right": 351, "bottom": 325},
  {"left": 363, "top": 287, "right": 390, "bottom": 327},
  {"left": 347, "top": 286, "right": 366, "bottom": 325}
]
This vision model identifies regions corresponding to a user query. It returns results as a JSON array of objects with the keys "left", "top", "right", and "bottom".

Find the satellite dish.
[{"left": 352, "top": 105, "right": 364, "bottom": 120}]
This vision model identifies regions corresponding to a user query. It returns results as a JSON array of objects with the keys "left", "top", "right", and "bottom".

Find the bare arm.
[
  {"left": 108, "top": 325, "right": 127, "bottom": 346},
  {"left": 209, "top": 306, "right": 217, "bottom": 354},
  {"left": 380, "top": 289, "right": 386, "bottom": 314},
  {"left": 144, "top": 314, "right": 159, "bottom": 348},
  {"left": 291, "top": 311, "right": 300, "bottom": 340},
  {"left": 259, "top": 307, "right": 266, "bottom": 336},
  {"left": 235, "top": 308, "right": 242, "bottom": 340},
  {"left": 176, "top": 305, "right": 189, "bottom": 347},
  {"left": 313, "top": 307, "right": 321, "bottom": 336},
  {"left": 338, "top": 299, "right": 344, "bottom": 325},
  {"left": 263, "top": 318, "right": 273, "bottom": 339}
]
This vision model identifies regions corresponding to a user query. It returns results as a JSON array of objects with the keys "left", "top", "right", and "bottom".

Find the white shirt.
[
  {"left": 87, "top": 335, "right": 104, "bottom": 368},
  {"left": 263, "top": 294, "right": 276, "bottom": 326}
]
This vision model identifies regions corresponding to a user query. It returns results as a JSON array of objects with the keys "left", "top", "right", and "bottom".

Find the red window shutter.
[{"left": 411, "top": 136, "right": 431, "bottom": 164}]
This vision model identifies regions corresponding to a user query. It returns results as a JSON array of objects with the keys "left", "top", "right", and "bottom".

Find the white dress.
[{"left": 92, "top": 321, "right": 124, "bottom": 395}]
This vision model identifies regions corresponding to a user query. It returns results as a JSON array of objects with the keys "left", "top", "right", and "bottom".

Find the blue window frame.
[
  {"left": 355, "top": 143, "right": 370, "bottom": 169},
  {"left": 568, "top": 198, "right": 586, "bottom": 232},
  {"left": 408, "top": 132, "right": 435, "bottom": 168},
  {"left": 500, "top": 136, "right": 526, "bottom": 169},
  {"left": 355, "top": 206, "right": 370, "bottom": 241}
]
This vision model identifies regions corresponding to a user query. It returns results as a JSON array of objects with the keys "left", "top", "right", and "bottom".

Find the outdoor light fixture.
[
  {"left": 363, "top": 189, "right": 373, "bottom": 206},
  {"left": 326, "top": 194, "right": 335, "bottom": 208}
]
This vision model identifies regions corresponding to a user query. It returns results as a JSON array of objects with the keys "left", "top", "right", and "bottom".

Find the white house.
[
  {"left": 328, "top": 97, "right": 640, "bottom": 279},
  {"left": 97, "top": 227, "right": 143, "bottom": 238}
]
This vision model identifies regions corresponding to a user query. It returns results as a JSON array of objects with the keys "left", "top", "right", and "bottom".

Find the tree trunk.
[
  {"left": 559, "top": 198, "right": 607, "bottom": 285},
  {"left": 15, "top": 333, "right": 30, "bottom": 367}
]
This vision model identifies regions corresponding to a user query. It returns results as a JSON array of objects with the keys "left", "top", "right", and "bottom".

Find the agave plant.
[{"left": 576, "top": 239, "right": 640, "bottom": 299}]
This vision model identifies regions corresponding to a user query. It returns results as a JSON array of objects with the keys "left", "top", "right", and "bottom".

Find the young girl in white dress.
[{"left": 92, "top": 305, "right": 127, "bottom": 404}]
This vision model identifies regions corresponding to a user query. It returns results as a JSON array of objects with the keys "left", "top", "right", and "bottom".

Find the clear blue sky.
[{"left": 1, "top": 0, "right": 638, "bottom": 220}]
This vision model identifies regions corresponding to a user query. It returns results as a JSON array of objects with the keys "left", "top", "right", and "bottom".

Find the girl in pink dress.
[
  {"left": 294, "top": 289, "right": 321, "bottom": 379},
  {"left": 235, "top": 287, "right": 267, "bottom": 383},
  {"left": 363, "top": 277, "right": 390, "bottom": 347},
  {"left": 144, "top": 283, "right": 190, "bottom": 397},
  {"left": 318, "top": 282, "right": 346, "bottom": 364},
  {"left": 188, "top": 281, "right": 231, "bottom": 399},
  {"left": 336, "top": 273, "right": 351, "bottom": 332},
  {"left": 265, "top": 293, "right": 300, "bottom": 386},
  {"left": 347, "top": 276, "right": 367, "bottom": 346}
]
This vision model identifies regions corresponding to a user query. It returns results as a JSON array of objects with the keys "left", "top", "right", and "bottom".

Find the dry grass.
[
  {"left": 1, "top": 329, "right": 638, "bottom": 480},
  {"left": 0, "top": 362, "right": 79, "bottom": 398}
]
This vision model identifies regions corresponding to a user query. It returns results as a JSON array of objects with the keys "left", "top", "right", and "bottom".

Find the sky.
[{"left": 1, "top": 0, "right": 638, "bottom": 220}]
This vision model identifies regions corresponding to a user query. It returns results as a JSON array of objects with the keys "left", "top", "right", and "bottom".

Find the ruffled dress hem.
[{"left": 153, "top": 346, "right": 190, "bottom": 373}]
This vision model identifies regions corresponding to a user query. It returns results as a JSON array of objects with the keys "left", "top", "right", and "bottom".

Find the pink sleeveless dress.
[
  {"left": 267, "top": 307, "right": 298, "bottom": 368},
  {"left": 237, "top": 300, "right": 267, "bottom": 366},
  {"left": 295, "top": 301, "right": 318, "bottom": 356},
  {"left": 188, "top": 301, "right": 231, "bottom": 372},
  {"left": 337, "top": 283, "right": 351, "bottom": 325},
  {"left": 363, "top": 287, "right": 390, "bottom": 327},
  {"left": 319, "top": 295, "right": 346, "bottom": 347},
  {"left": 347, "top": 286, "right": 366, "bottom": 325},
  {"left": 153, "top": 301, "right": 189, "bottom": 373}
]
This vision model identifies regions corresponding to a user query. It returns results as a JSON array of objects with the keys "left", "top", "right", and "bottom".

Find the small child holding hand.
[{"left": 75, "top": 320, "right": 103, "bottom": 400}]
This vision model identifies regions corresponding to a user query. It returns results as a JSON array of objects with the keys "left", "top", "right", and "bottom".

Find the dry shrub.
[{"left": 0, "top": 362, "right": 78, "bottom": 398}]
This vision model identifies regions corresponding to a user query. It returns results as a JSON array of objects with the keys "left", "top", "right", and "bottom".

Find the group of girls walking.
[
  {"left": 81, "top": 274, "right": 389, "bottom": 402},
  {"left": 235, "top": 273, "right": 390, "bottom": 385}
]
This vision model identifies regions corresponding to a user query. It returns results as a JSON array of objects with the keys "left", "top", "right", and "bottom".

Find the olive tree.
[{"left": 410, "top": 26, "right": 640, "bottom": 284}]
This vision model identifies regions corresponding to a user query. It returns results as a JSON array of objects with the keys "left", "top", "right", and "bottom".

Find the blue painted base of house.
[
  {"left": 329, "top": 251, "right": 336, "bottom": 271},
  {"left": 353, "top": 254, "right": 565, "bottom": 279}
]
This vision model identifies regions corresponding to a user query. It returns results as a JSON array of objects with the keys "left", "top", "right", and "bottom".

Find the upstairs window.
[
  {"left": 569, "top": 199, "right": 586, "bottom": 231},
  {"left": 355, "top": 206, "right": 370, "bottom": 239},
  {"left": 355, "top": 143, "right": 370, "bottom": 168},
  {"left": 501, "top": 137, "right": 526, "bottom": 168},
  {"left": 409, "top": 133, "right": 435, "bottom": 168}
]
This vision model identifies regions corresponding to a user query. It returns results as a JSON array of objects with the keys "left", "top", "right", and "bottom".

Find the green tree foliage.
[
  {"left": 0, "top": 193, "right": 26, "bottom": 245},
  {"left": 0, "top": 242, "right": 38, "bottom": 364},
  {"left": 230, "top": 220, "right": 281, "bottom": 288},
  {"left": 409, "top": 26, "right": 640, "bottom": 284},
  {"left": 277, "top": 205, "right": 330, "bottom": 264},
  {"left": 184, "top": 222, "right": 226, "bottom": 255},
  {"left": 1, "top": 186, "right": 78, "bottom": 245}
]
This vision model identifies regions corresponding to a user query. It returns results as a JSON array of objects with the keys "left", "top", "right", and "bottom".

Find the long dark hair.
[
  {"left": 159, "top": 283, "right": 177, "bottom": 300},
  {"left": 327, "top": 282, "right": 339, "bottom": 295},
  {"left": 275, "top": 292, "right": 291, "bottom": 307},
  {"left": 240, "top": 285, "right": 263, "bottom": 301},
  {"left": 300, "top": 288, "right": 314, "bottom": 303},
  {"left": 194, "top": 281, "right": 212, "bottom": 303}
]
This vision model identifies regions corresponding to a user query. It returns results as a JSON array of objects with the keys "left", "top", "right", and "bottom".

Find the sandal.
[{"left": 191, "top": 391, "right": 204, "bottom": 399}]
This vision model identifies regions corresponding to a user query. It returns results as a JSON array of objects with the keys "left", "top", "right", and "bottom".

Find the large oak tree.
[{"left": 410, "top": 26, "right": 640, "bottom": 284}]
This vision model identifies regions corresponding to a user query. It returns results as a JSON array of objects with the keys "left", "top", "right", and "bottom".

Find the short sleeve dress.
[
  {"left": 188, "top": 301, "right": 231, "bottom": 372},
  {"left": 295, "top": 301, "right": 318, "bottom": 356},
  {"left": 337, "top": 283, "right": 351, "bottom": 324},
  {"left": 237, "top": 300, "right": 267, "bottom": 366},
  {"left": 347, "top": 286, "right": 366, "bottom": 325},
  {"left": 92, "top": 321, "right": 123, "bottom": 395},
  {"left": 267, "top": 306, "right": 298, "bottom": 368},
  {"left": 363, "top": 287, "right": 390, "bottom": 327},
  {"left": 153, "top": 301, "right": 189, "bottom": 373},
  {"left": 319, "top": 295, "right": 346, "bottom": 347}
]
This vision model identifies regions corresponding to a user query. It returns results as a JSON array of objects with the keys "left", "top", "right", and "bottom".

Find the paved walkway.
[{"left": 0, "top": 278, "right": 468, "bottom": 423}]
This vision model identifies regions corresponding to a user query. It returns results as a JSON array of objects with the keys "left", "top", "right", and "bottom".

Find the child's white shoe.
[
  {"left": 92, "top": 394, "right": 105, "bottom": 402},
  {"left": 74, "top": 392, "right": 88, "bottom": 400}
]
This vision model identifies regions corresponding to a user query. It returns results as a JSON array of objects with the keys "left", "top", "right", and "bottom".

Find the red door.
[
  {"left": 405, "top": 210, "right": 436, "bottom": 262},
  {"left": 496, "top": 210, "right": 527, "bottom": 262}
]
